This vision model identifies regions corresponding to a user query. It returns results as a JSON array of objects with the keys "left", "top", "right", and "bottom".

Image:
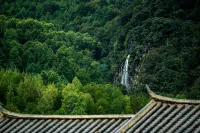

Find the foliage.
[
  {"left": 0, "top": 0, "right": 200, "bottom": 114},
  {"left": 0, "top": 16, "right": 106, "bottom": 84},
  {"left": 82, "top": 83, "right": 133, "bottom": 114},
  {"left": 0, "top": 70, "right": 132, "bottom": 114}
]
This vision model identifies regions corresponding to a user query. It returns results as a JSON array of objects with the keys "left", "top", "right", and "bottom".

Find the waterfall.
[{"left": 121, "top": 54, "right": 130, "bottom": 91}]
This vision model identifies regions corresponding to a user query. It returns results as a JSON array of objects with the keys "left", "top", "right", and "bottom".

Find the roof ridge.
[
  {"left": 117, "top": 100, "right": 156, "bottom": 133},
  {"left": 146, "top": 85, "right": 200, "bottom": 104},
  {"left": 0, "top": 107, "right": 133, "bottom": 119}
]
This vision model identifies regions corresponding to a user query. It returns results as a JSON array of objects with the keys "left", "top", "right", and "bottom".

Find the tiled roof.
[
  {"left": 0, "top": 109, "right": 132, "bottom": 133},
  {"left": 118, "top": 85, "right": 200, "bottom": 133},
  {"left": 1, "top": 85, "right": 200, "bottom": 133}
]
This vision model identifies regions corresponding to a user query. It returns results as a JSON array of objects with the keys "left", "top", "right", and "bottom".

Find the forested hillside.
[{"left": 0, "top": 0, "right": 200, "bottom": 114}]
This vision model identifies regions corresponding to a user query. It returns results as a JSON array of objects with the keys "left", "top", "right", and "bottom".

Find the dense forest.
[{"left": 0, "top": 0, "right": 200, "bottom": 114}]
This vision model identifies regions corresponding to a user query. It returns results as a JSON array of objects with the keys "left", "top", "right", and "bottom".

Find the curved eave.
[
  {"left": 0, "top": 108, "right": 133, "bottom": 119},
  {"left": 146, "top": 85, "right": 200, "bottom": 104}
]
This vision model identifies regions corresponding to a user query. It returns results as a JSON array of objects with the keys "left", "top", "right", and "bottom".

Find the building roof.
[
  {"left": 0, "top": 109, "right": 132, "bottom": 133},
  {"left": 1, "top": 85, "right": 200, "bottom": 133},
  {"left": 118, "top": 85, "right": 200, "bottom": 133}
]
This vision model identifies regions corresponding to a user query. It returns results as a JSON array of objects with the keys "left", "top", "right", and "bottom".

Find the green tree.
[
  {"left": 9, "top": 41, "right": 23, "bottom": 70},
  {"left": 16, "top": 75, "right": 44, "bottom": 111},
  {"left": 40, "top": 70, "right": 63, "bottom": 85},
  {"left": 37, "top": 84, "right": 59, "bottom": 114},
  {"left": 0, "top": 69, "right": 23, "bottom": 104},
  {"left": 59, "top": 77, "right": 94, "bottom": 114}
]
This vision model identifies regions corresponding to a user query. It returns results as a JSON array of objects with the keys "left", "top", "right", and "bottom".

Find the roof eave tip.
[
  {"left": 145, "top": 84, "right": 200, "bottom": 104},
  {"left": 145, "top": 84, "right": 156, "bottom": 98}
]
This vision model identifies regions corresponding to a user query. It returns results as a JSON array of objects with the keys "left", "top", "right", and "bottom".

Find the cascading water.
[{"left": 121, "top": 54, "right": 130, "bottom": 91}]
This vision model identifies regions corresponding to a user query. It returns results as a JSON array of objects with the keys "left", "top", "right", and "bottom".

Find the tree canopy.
[{"left": 0, "top": 0, "right": 200, "bottom": 114}]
